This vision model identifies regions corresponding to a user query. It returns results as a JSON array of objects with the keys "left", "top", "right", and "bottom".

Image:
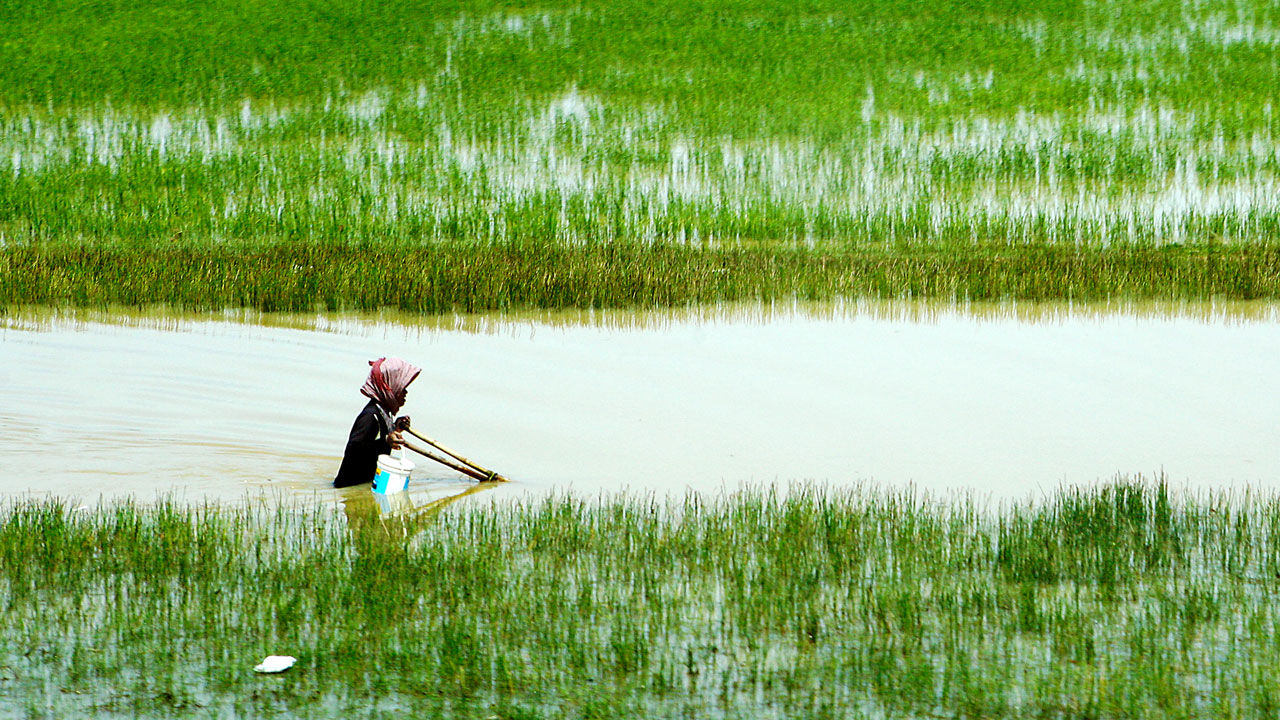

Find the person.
[{"left": 333, "top": 356, "right": 421, "bottom": 488}]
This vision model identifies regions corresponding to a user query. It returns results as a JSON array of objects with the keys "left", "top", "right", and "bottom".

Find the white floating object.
[{"left": 253, "top": 655, "right": 296, "bottom": 674}]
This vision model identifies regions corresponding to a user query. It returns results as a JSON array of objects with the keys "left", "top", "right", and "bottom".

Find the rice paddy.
[
  {"left": 4, "top": 0, "right": 1280, "bottom": 309},
  {"left": 5, "top": 0, "right": 1280, "bottom": 715},
  {"left": 7, "top": 241, "right": 1280, "bottom": 313},
  {"left": 4, "top": 481, "right": 1280, "bottom": 718}
]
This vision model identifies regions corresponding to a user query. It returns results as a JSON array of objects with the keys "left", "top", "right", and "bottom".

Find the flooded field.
[
  {"left": 2, "top": 300, "right": 1278, "bottom": 506},
  {"left": 6, "top": 301, "right": 1280, "bottom": 719}
]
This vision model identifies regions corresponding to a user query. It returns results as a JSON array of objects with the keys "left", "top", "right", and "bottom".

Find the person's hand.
[
  {"left": 389, "top": 430, "right": 405, "bottom": 450},
  {"left": 395, "top": 415, "right": 411, "bottom": 431}
]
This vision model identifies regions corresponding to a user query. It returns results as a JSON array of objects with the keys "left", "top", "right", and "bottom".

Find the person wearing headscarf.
[{"left": 333, "top": 356, "right": 422, "bottom": 488}]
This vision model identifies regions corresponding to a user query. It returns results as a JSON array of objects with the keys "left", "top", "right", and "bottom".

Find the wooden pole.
[
  {"left": 403, "top": 426, "right": 510, "bottom": 482},
  {"left": 401, "top": 439, "right": 495, "bottom": 483}
]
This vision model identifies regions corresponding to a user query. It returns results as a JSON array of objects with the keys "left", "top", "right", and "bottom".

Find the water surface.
[{"left": 2, "top": 301, "right": 1277, "bottom": 506}]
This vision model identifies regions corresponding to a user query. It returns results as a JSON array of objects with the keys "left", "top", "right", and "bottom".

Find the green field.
[
  {"left": 4, "top": 0, "right": 1280, "bottom": 310},
  {"left": 6, "top": 4, "right": 1280, "bottom": 716},
  {"left": 4, "top": 482, "right": 1280, "bottom": 718}
]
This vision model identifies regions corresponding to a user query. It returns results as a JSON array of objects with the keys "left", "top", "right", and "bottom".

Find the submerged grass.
[{"left": 4, "top": 480, "right": 1280, "bottom": 718}]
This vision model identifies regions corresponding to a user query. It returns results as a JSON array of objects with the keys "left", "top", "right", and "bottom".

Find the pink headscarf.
[{"left": 360, "top": 357, "right": 421, "bottom": 415}]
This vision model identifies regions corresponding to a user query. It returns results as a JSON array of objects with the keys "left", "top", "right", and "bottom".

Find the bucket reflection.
[{"left": 339, "top": 481, "right": 501, "bottom": 539}]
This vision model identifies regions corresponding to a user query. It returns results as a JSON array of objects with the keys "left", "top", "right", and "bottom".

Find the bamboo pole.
[
  {"left": 403, "top": 425, "right": 510, "bottom": 482},
  {"left": 401, "top": 439, "right": 494, "bottom": 482}
]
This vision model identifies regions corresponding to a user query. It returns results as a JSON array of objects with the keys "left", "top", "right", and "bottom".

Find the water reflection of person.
[
  {"left": 337, "top": 482, "right": 499, "bottom": 623},
  {"left": 333, "top": 356, "right": 421, "bottom": 488},
  {"left": 339, "top": 482, "right": 498, "bottom": 539}
]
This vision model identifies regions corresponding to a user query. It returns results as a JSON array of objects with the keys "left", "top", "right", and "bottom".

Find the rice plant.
[
  {"left": 3, "top": 0, "right": 1280, "bottom": 310},
  {"left": 4, "top": 480, "right": 1280, "bottom": 718}
]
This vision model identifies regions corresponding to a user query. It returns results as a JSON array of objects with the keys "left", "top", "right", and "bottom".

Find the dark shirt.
[{"left": 333, "top": 400, "right": 392, "bottom": 488}]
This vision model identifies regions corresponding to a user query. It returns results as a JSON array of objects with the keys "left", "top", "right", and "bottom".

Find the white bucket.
[{"left": 373, "top": 452, "right": 415, "bottom": 495}]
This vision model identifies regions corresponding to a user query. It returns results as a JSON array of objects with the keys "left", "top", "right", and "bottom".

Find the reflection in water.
[
  {"left": 339, "top": 481, "right": 500, "bottom": 539},
  {"left": 6, "top": 298, "right": 1280, "bottom": 335},
  {"left": 336, "top": 483, "right": 502, "bottom": 632},
  {"left": 3, "top": 299, "right": 1279, "bottom": 502}
]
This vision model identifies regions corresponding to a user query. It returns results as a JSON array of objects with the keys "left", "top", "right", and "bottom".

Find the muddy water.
[{"left": 2, "top": 301, "right": 1278, "bottom": 506}]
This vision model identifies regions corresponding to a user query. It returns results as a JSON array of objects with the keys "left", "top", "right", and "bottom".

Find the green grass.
[
  {"left": 4, "top": 480, "right": 1280, "bottom": 718},
  {"left": 3, "top": 0, "right": 1280, "bottom": 309},
  {"left": 5, "top": 240, "right": 1280, "bottom": 312}
]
